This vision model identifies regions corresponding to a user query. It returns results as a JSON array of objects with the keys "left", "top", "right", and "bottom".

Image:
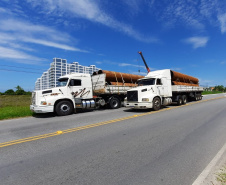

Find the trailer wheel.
[
  {"left": 182, "top": 95, "right": 187, "bottom": 105},
  {"left": 195, "top": 96, "right": 199, "bottom": 101},
  {"left": 153, "top": 97, "right": 161, "bottom": 111},
  {"left": 55, "top": 101, "right": 73, "bottom": 116},
  {"left": 177, "top": 96, "right": 183, "bottom": 106},
  {"left": 109, "top": 97, "right": 121, "bottom": 109}
]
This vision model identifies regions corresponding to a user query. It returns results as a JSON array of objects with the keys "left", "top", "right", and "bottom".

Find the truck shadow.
[
  {"left": 32, "top": 108, "right": 105, "bottom": 118},
  {"left": 32, "top": 112, "right": 56, "bottom": 118},
  {"left": 123, "top": 109, "right": 153, "bottom": 113},
  {"left": 123, "top": 106, "right": 172, "bottom": 113}
]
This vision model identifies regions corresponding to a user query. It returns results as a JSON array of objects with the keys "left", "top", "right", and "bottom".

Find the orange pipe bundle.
[
  {"left": 172, "top": 81, "right": 199, "bottom": 86},
  {"left": 95, "top": 70, "right": 144, "bottom": 83},
  {"left": 171, "top": 71, "right": 199, "bottom": 85}
]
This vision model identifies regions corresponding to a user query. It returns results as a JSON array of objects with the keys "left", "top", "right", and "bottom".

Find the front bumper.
[
  {"left": 30, "top": 105, "right": 54, "bottom": 113},
  {"left": 125, "top": 102, "right": 153, "bottom": 109}
]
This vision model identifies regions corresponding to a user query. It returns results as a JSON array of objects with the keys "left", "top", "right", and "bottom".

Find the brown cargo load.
[
  {"left": 171, "top": 71, "right": 199, "bottom": 85},
  {"left": 172, "top": 81, "right": 199, "bottom": 86},
  {"left": 94, "top": 70, "right": 144, "bottom": 84}
]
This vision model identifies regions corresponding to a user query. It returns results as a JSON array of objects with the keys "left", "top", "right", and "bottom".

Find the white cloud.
[
  {"left": 119, "top": 63, "right": 146, "bottom": 69},
  {"left": 0, "top": 16, "right": 89, "bottom": 63},
  {"left": 26, "top": 0, "right": 158, "bottom": 43},
  {"left": 22, "top": 38, "right": 88, "bottom": 52},
  {"left": 0, "top": 7, "right": 7, "bottom": 13},
  {"left": 218, "top": 14, "right": 226, "bottom": 33},
  {"left": 96, "top": 61, "right": 103, "bottom": 64},
  {"left": 199, "top": 79, "right": 214, "bottom": 86},
  {"left": 0, "top": 18, "right": 88, "bottom": 63},
  {"left": 158, "top": 0, "right": 205, "bottom": 30},
  {"left": 0, "top": 19, "right": 75, "bottom": 44},
  {"left": 154, "top": 0, "right": 226, "bottom": 33},
  {"left": 96, "top": 60, "right": 156, "bottom": 71},
  {"left": 0, "top": 46, "right": 46, "bottom": 63},
  {"left": 183, "top": 36, "right": 209, "bottom": 49}
]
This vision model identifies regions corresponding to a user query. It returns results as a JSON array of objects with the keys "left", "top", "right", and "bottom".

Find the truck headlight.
[
  {"left": 142, "top": 98, "right": 149, "bottom": 102},
  {"left": 40, "top": 101, "right": 47, "bottom": 105}
]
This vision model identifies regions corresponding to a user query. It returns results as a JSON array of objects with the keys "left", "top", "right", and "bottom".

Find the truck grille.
[
  {"left": 127, "top": 91, "right": 138, "bottom": 101},
  {"left": 31, "top": 92, "right": 36, "bottom": 105}
]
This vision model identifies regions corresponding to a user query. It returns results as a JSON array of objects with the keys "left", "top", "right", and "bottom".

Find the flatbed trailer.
[
  {"left": 31, "top": 71, "right": 143, "bottom": 116},
  {"left": 125, "top": 69, "right": 203, "bottom": 110}
]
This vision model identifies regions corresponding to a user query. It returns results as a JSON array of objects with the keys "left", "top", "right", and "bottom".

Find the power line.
[
  {"left": 0, "top": 64, "right": 46, "bottom": 71},
  {"left": 0, "top": 68, "right": 42, "bottom": 74}
]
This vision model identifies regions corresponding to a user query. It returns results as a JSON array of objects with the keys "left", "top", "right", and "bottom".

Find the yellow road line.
[{"left": 0, "top": 96, "right": 225, "bottom": 148}]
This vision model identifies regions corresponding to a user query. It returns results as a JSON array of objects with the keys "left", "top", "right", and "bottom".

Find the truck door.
[
  {"left": 156, "top": 78, "right": 168, "bottom": 97},
  {"left": 69, "top": 79, "right": 92, "bottom": 99}
]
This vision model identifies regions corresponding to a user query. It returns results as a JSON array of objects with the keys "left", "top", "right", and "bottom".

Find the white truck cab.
[
  {"left": 125, "top": 69, "right": 173, "bottom": 110},
  {"left": 30, "top": 73, "right": 94, "bottom": 116}
]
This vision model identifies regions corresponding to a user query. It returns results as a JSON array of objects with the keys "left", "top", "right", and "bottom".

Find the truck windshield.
[
  {"left": 57, "top": 78, "right": 68, "bottom": 87},
  {"left": 138, "top": 78, "right": 155, "bottom": 86}
]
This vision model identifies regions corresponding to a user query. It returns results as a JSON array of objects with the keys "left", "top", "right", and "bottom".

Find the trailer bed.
[
  {"left": 172, "top": 85, "right": 203, "bottom": 92},
  {"left": 92, "top": 73, "right": 135, "bottom": 95}
]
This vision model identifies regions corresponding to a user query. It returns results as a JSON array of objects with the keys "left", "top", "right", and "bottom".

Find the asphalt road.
[{"left": 0, "top": 94, "right": 226, "bottom": 185}]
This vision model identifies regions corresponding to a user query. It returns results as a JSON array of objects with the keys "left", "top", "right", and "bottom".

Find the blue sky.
[{"left": 0, "top": 0, "right": 226, "bottom": 92}]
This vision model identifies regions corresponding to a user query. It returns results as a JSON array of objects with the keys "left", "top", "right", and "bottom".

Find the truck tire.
[
  {"left": 195, "top": 95, "right": 199, "bottom": 101},
  {"left": 153, "top": 97, "right": 161, "bottom": 111},
  {"left": 182, "top": 95, "right": 187, "bottom": 105},
  {"left": 109, "top": 97, "right": 121, "bottom": 109},
  {"left": 177, "top": 95, "right": 183, "bottom": 106},
  {"left": 55, "top": 101, "right": 73, "bottom": 116}
]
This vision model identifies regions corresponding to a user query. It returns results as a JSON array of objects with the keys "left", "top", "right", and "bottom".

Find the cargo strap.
[{"left": 114, "top": 72, "right": 119, "bottom": 94}]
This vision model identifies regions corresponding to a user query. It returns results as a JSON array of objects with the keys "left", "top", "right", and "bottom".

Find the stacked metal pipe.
[
  {"left": 171, "top": 70, "right": 199, "bottom": 86},
  {"left": 93, "top": 70, "right": 144, "bottom": 86}
]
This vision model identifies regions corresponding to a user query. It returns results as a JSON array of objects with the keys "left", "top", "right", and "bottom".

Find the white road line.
[
  {"left": 192, "top": 142, "right": 226, "bottom": 185},
  {"left": 202, "top": 94, "right": 218, "bottom": 96}
]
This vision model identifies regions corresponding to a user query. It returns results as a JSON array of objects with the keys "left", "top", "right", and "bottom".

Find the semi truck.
[
  {"left": 125, "top": 52, "right": 203, "bottom": 110},
  {"left": 30, "top": 70, "right": 143, "bottom": 116}
]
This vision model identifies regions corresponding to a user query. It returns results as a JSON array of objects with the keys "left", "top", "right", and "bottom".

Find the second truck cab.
[{"left": 125, "top": 69, "right": 173, "bottom": 110}]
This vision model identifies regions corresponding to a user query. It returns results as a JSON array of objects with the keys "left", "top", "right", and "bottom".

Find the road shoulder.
[{"left": 192, "top": 142, "right": 226, "bottom": 185}]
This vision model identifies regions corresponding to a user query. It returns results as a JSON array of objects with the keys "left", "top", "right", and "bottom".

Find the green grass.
[
  {"left": 216, "top": 166, "right": 226, "bottom": 185},
  {"left": 0, "top": 95, "right": 34, "bottom": 120},
  {"left": 202, "top": 91, "right": 224, "bottom": 95},
  {"left": 0, "top": 106, "right": 33, "bottom": 120}
]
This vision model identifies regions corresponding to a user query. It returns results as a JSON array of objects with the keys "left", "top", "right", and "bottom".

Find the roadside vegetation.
[
  {"left": 202, "top": 85, "right": 226, "bottom": 95},
  {"left": 0, "top": 86, "right": 34, "bottom": 120},
  {"left": 202, "top": 91, "right": 224, "bottom": 95},
  {"left": 215, "top": 165, "right": 226, "bottom": 185}
]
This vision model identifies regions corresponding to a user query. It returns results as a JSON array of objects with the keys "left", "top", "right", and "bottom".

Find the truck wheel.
[
  {"left": 153, "top": 97, "right": 161, "bottom": 111},
  {"left": 55, "top": 101, "right": 73, "bottom": 116},
  {"left": 195, "top": 96, "right": 199, "bottom": 101},
  {"left": 109, "top": 97, "right": 121, "bottom": 109},
  {"left": 177, "top": 96, "right": 183, "bottom": 106},
  {"left": 182, "top": 95, "right": 187, "bottom": 105}
]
